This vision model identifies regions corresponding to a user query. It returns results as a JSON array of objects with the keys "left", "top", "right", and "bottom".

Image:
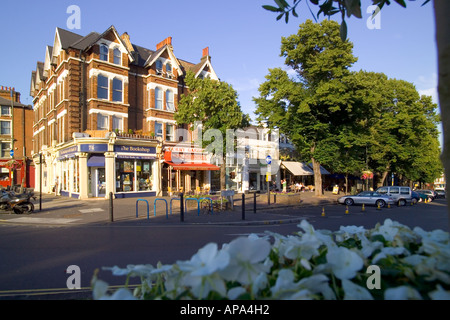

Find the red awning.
[{"left": 165, "top": 161, "right": 220, "bottom": 171}]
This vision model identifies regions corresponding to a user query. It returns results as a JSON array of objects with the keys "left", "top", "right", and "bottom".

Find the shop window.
[
  {"left": 136, "top": 160, "right": 153, "bottom": 191},
  {"left": 116, "top": 160, "right": 134, "bottom": 192}
]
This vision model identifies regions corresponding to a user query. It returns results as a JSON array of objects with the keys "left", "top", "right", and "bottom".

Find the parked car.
[
  {"left": 415, "top": 189, "right": 437, "bottom": 201},
  {"left": 411, "top": 190, "right": 428, "bottom": 203},
  {"left": 434, "top": 189, "right": 446, "bottom": 199},
  {"left": 337, "top": 191, "right": 395, "bottom": 208},
  {"left": 375, "top": 186, "right": 412, "bottom": 206}
]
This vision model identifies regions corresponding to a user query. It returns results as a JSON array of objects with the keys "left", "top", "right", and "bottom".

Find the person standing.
[
  {"left": 54, "top": 176, "right": 59, "bottom": 196},
  {"left": 282, "top": 179, "right": 287, "bottom": 193}
]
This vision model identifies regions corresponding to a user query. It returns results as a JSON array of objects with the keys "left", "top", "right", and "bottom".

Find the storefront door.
[{"left": 90, "top": 167, "right": 106, "bottom": 197}]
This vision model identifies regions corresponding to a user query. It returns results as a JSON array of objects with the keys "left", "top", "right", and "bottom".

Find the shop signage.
[
  {"left": 165, "top": 146, "right": 207, "bottom": 163},
  {"left": 114, "top": 145, "right": 156, "bottom": 154},
  {"left": 59, "top": 146, "right": 78, "bottom": 158},
  {"left": 80, "top": 144, "right": 108, "bottom": 153}
]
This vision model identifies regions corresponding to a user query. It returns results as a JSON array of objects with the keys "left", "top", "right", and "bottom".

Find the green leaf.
[
  {"left": 340, "top": 19, "right": 348, "bottom": 42},
  {"left": 275, "top": 0, "right": 289, "bottom": 10},
  {"left": 345, "top": 0, "right": 362, "bottom": 18},
  {"left": 394, "top": 0, "right": 407, "bottom": 8},
  {"left": 276, "top": 12, "right": 284, "bottom": 20},
  {"left": 262, "top": 5, "right": 282, "bottom": 12}
]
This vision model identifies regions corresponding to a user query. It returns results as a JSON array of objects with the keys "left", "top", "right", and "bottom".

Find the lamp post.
[{"left": 156, "top": 143, "right": 163, "bottom": 196}]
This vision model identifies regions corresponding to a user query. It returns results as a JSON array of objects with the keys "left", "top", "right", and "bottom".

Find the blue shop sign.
[
  {"left": 80, "top": 144, "right": 108, "bottom": 153},
  {"left": 59, "top": 146, "right": 78, "bottom": 158}
]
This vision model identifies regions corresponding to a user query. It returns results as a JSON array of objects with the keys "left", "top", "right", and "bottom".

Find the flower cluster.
[
  {"left": 361, "top": 171, "right": 374, "bottom": 180},
  {"left": 92, "top": 219, "right": 450, "bottom": 300}
]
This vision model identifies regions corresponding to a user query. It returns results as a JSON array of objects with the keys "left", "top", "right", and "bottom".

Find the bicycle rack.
[
  {"left": 170, "top": 198, "right": 180, "bottom": 215},
  {"left": 185, "top": 197, "right": 200, "bottom": 216},
  {"left": 199, "top": 197, "right": 214, "bottom": 215},
  {"left": 136, "top": 199, "right": 150, "bottom": 219},
  {"left": 154, "top": 198, "right": 169, "bottom": 219}
]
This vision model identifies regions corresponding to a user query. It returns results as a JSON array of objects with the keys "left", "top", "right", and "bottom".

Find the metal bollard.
[
  {"left": 180, "top": 193, "right": 184, "bottom": 222},
  {"left": 242, "top": 193, "right": 245, "bottom": 221},
  {"left": 254, "top": 192, "right": 256, "bottom": 213},
  {"left": 109, "top": 192, "right": 114, "bottom": 223},
  {"left": 274, "top": 193, "right": 276, "bottom": 204}
]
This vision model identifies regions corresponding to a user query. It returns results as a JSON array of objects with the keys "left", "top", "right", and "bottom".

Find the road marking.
[
  {"left": 6, "top": 217, "right": 80, "bottom": 224},
  {"left": 79, "top": 208, "right": 104, "bottom": 213}
]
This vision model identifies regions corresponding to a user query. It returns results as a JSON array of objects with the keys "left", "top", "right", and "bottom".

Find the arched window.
[
  {"left": 100, "top": 44, "right": 109, "bottom": 61},
  {"left": 166, "top": 89, "right": 174, "bottom": 111},
  {"left": 97, "top": 75, "right": 108, "bottom": 100},
  {"left": 156, "top": 59, "right": 163, "bottom": 74},
  {"left": 155, "top": 87, "right": 163, "bottom": 109},
  {"left": 113, "top": 48, "right": 121, "bottom": 65}
]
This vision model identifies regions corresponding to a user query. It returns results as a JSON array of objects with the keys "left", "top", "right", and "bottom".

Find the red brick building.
[
  {"left": 0, "top": 86, "right": 34, "bottom": 189},
  {"left": 30, "top": 26, "right": 219, "bottom": 199}
]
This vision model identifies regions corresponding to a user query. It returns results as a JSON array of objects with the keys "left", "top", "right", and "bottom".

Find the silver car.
[{"left": 338, "top": 191, "right": 395, "bottom": 208}]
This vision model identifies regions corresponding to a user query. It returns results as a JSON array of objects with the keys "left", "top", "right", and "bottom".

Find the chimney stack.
[{"left": 156, "top": 37, "right": 172, "bottom": 50}]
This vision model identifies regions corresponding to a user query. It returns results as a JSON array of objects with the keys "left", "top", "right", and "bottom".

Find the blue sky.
[{"left": 0, "top": 1, "right": 438, "bottom": 127}]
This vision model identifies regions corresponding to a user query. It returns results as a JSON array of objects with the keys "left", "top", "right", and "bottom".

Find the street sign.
[
  {"left": 9, "top": 150, "right": 14, "bottom": 158},
  {"left": 266, "top": 155, "right": 272, "bottom": 165}
]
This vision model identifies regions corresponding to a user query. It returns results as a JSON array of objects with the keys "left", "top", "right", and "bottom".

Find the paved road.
[{"left": 0, "top": 192, "right": 448, "bottom": 300}]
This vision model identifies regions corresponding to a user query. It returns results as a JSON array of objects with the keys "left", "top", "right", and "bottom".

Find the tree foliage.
[{"left": 254, "top": 20, "right": 442, "bottom": 192}]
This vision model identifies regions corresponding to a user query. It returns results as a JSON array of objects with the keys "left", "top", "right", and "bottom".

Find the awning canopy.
[
  {"left": 308, "top": 163, "right": 331, "bottom": 175},
  {"left": 281, "top": 161, "right": 314, "bottom": 176},
  {"left": 87, "top": 156, "right": 105, "bottom": 167},
  {"left": 165, "top": 161, "right": 220, "bottom": 171}
]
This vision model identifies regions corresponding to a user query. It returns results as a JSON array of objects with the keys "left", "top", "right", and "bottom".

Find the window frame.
[
  {"left": 155, "top": 122, "right": 163, "bottom": 139},
  {"left": 0, "top": 120, "right": 11, "bottom": 135},
  {"left": 112, "top": 78, "right": 123, "bottom": 102},
  {"left": 155, "top": 87, "right": 163, "bottom": 110},
  {"left": 100, "top": 44, "right": 109, "bottom": 62},
  {"left": 97, "top": 75, "right": 109, "bottom": 100},
  {"left": 166, "top": 124, "right": 174, "bottom": 141},
  {"left": 97, "top": 114, "right": 109, "bottom": 131},
  {"left": 113, "top": 48, "right": 122, "bottom": 65},
  {"left": 166, "top": 89, "right": 174, "bottom": 111}
]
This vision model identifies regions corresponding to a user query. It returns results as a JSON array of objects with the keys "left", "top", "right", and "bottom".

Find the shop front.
[
  {"left": 0, "top": 159, "right": 34, "bottom": 190},
  {"left": 39, "top": 134, "right": 161, "bottom": 199},
  {"left": 163, "top": 146, "right": 220, "bottom": 195}
]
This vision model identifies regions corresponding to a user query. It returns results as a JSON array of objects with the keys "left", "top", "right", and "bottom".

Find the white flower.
[
  {"left": 220, "top": 237, "right": 271, "bottom": 285},
  {"left": 359, "top": 234, "right": 384, "bottom": 258},
  {"left": 176, "top": 242, "right": 230, "bottom": 299},
  {"left": 372, "top": 247, "right": 409, "bottom": 264},
  {"left": 326, "top": 246, "right": 364, "bottom": 280},
  {"left": 341, "top": 279, "right": 373, "bottom": 300},
  {"left": 177, "top": 242, "right": 230, "bottom": 276},
  {"left": 429, "top": 285, "right": 450, "bottom": 300},
  {"left": 371, "top": 219, "right": 399, "bottom": 242},
  {"left": 227, "top": 286, "right": 247, "bottom": 300},
  {"left": 298, "top": 274, "right": 336, "bottom": 300},
  {"left": 384, "top": 286, "right": 422, "bottom": 300},
  {"left": 271, "top": 269, "right": 312, "bottom": 299}
]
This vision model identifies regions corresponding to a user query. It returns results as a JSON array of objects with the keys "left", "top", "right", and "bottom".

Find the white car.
[{"left": 338, "top": 191, "right": 395, "bottom": 208}]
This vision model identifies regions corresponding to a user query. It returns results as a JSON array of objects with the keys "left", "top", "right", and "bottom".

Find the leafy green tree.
[
  {"left": 254, "top": 19, "right": 360, "bottom": 196},
  {"left": 262, "top": 0, "right": 450, "bottom": 234},
  {"left": 175, "top": 71, "right": 250, "bottom": 189}
]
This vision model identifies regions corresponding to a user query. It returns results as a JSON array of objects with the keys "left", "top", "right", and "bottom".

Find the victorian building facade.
[
  {"left": 0, "top": 86, "right": 34, "bottom": 189},
  {"left": 30, "top": 26, "right": 220, "bottom": 199}
]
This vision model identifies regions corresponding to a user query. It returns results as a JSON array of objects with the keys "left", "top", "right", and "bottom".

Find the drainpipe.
[{"left": 79, "top": 50, "right": 86, "bottom": 132}]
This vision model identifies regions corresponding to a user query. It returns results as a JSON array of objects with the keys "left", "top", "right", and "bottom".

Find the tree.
[
  {"left": 175, "top": 71, "right": 250, "bottom": 189},
  {"left": 263, "top": 0, "right": 450, "bottom": 226},
  {"left": 254, "top": 19, "right": 361, "bottom": 196}
]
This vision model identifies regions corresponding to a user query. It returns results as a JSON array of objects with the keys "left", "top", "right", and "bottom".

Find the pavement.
[{"left": 0, "top": 191, "right": 343, "bottom": 226}]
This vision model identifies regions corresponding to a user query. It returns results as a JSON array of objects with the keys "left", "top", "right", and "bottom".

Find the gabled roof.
[
  {"left": 144, "top": 44, "right": 183, "bottom": 76},
  {"left": 52, "top": 26, "right": 135, "bottom": 62}
]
